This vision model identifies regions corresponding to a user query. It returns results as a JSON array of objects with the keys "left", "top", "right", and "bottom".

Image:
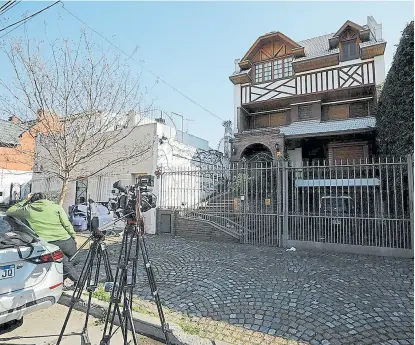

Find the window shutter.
[
  {"left": 349, "top": 102, "right": 369, "bottom": 118},
  {"left": 341, "top": 40, "right": 358, "bottom": 61},
  {"left": 329, "top": 142, "right": 368, "bottom": 164},
  {"left": 298, "top": 105, "right": 312, "bottom": 121},
  {"left": 327, "top": 104, "right": 350, "bottom": 120},
  {"left": 270, "top": 113, "right": 287, "bottom": 126},
  {"left": 349, "top": 41, "right": 357, "bottom": 57}
]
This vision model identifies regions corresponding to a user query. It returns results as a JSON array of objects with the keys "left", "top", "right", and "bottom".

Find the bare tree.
[{"left": 0, "top": 30, "right": 155, "bottom": 204}]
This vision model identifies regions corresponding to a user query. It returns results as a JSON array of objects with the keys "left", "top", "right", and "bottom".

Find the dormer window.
[
  {"left": 254, "top": 56, "right": 293, "bottom": 84},
  {"left": 341, "top": 39, "right": 358, "bottom": 61},
  {"left": 255, "top": 64, "right": 263, "bottom": 83},
  {"left": 263, "top": 62, "right": 272, "bottom": 81},
  {"left": 283, "top": 56, "right": 293, "bottom": 77}
]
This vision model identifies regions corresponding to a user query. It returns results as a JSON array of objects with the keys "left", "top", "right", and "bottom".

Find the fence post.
[
  {"left": 282, "top": 160, "right": 289, "bottom": 248},
  {"left": 407, "top": 154, "right": 414, "bottom": 251}
]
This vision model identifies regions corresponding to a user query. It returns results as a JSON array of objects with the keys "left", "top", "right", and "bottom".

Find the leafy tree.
[{"left": 376, "top": 21, "right": 414, "bottom": 156}]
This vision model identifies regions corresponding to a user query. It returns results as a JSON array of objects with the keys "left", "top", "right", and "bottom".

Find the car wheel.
[{"left": 0, "top": 317, "right": 23, "bottom": 333}]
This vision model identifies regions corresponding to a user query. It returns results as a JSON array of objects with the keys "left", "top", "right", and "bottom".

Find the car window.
[{"left": 0, "top": 216, "right": 35, "bottom": 236}]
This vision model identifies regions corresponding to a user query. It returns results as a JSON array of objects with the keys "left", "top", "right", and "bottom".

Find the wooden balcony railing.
[{"left": 241, "top": 61, "right": 375, "bottom": 104}]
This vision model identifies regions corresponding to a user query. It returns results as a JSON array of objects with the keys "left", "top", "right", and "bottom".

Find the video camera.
[{"left": 108, "top": 175, "right": 156, "bottom": 221}]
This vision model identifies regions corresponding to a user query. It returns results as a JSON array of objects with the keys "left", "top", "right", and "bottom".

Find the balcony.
[{"left": 241, "top": 61, "right": 375, "bottom": 105}]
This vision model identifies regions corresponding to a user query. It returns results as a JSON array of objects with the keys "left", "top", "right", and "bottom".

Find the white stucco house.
[{"left": 31, "top": 111, "right": 224, "bottom": 234}]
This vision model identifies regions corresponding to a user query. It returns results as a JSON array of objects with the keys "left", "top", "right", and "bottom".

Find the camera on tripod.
[{"left": 108, "top": 175, "right": 157, "bottom": 221}]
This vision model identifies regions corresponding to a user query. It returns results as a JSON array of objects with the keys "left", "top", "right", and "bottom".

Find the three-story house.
[{"left": 229, "top": 16, "right": 385, "bottom": 166}]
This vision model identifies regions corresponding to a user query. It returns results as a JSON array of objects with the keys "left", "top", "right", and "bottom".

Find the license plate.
[{"left": 0, "top": 264, "right": 15, "bottom": 280}]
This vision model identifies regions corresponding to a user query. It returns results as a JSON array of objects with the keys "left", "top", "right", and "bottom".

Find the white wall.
[
  {"left": 374, "top": 55, "right": 386, "bottom": 86},
  {"left": 233, "top": 84, "right": 241, "bottom": 133},
  {"left": 33, "top": 118, "right": 215, "bottom": 235},
  {"left": 287, "top": 148, "right": 302, "bottom": 168}
]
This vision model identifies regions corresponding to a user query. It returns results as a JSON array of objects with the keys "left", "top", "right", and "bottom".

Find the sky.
[{"left": 0, "top": 1, "right": 413, "bottom": 149}]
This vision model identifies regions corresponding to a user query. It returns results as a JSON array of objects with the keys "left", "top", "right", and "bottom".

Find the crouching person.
[{"left": 6, "top": 192, "right": 80, "bottom": 290}]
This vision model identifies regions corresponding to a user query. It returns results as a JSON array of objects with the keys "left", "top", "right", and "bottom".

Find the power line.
[
  {"left": 0, "top": 0, "right": 60, "bottom": 33},
  {"left": 0, "top": 1, "right": 14, "bottom": 15},
  {"left": 0, "top": 0, "right": 21, "bottom": 16},
  {"left": 0, "top": 0, "right": 59, "bottom": 39},
  {"left": 60, "top": 2, "right": 224, "bottom": 122},
  {"left": 0, "top": 1, "right": 13, "bottom": 13}
]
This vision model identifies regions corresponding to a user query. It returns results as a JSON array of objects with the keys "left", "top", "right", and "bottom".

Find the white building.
[{"left": 31, "top": 113, "right": 223, "bottom": 234}]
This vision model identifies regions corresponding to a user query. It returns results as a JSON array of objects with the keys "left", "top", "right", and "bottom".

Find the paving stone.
[{"left": 74, "top": 236, "right": 414, "bottom": 345}]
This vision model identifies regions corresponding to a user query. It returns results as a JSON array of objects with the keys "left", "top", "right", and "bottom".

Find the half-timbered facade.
[{"left": 230, "top": 16, "right": 386, "bottom": 165}]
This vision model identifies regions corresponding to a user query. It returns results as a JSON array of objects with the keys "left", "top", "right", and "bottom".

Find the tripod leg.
[
  {"left": 80, "top": 242, "right": 103, "bottom": 344},
  {"left": 57, "top": 241, "right": 96, "bottom": 345},
  {"left": 111, "top": 227, "right": 139, "bottom": 345},
  {"left": 119, "top": 228, "right": 139, "bottom": 345},
  {"left": 101, "top": 242, "right": 127, "bottom": 340},
  {"left": 101, "top": 226, "right": 134, "bottom": 344},
  {"left": 139, "top": 235, "right": 171, "bottom": 345}
]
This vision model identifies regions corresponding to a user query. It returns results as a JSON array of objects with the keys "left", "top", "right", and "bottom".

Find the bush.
[{"left": 376, "top": 21, "right": 414, "bottom": 156}]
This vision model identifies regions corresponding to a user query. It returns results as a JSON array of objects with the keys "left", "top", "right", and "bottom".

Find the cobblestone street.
[{"left": 75, "top": 235, "right": 414, "bottom": 345}]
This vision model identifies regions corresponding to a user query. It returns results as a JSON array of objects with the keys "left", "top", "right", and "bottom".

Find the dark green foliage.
[{"left": 376, "top": 21, "right": 414, "bottom": 156}]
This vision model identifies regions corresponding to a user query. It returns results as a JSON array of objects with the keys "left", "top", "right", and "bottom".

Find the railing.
[
  {"left": 180, "top": 210, "right": 243, "bottom": 239},
  {"left": 242, "top": 61, "right": 375, "bottom": 104},
  {"left": 159, "top": 156, "right": 413, "bottom": 256}
]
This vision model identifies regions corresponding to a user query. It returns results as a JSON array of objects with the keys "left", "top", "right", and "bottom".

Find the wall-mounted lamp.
[{"left": 232, "top": 147, "right": 236, "bottom": 155}]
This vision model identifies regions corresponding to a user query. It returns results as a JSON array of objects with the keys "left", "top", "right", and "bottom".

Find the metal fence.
[
  {"left": 159, "top": 155, "right": 414, "bottom": 257},
  {"left": 31, "top": 173, "right": 132, "bottom": 205}
]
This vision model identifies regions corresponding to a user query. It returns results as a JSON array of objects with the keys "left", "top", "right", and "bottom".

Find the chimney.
[
  {"left": 367, "top": 16, "right": 382, "bottom": 41},
  {"left": 234, "top": 59, "right": 241, "bottom": 73}
]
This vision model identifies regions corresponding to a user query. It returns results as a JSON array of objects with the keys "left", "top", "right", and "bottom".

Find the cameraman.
[{"left": 6, "top": 192, "right": 80, "bottom": 288}]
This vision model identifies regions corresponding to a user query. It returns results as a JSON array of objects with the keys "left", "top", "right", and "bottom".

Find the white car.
[{"left": 0, "top": 215, "right": 63, "bottom": 327}]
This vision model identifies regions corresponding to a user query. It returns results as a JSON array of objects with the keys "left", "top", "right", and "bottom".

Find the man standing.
[{"left": 6, "top": 192, "right": 80, "bottom": 288}]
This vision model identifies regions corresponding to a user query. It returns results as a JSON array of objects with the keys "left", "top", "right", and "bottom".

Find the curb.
[{"left": 58, "top": 293, "right": 232, "bottom": 345}]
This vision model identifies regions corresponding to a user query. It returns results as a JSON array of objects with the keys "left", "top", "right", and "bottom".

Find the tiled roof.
[
  {"left": 280, "top": 117, "right": 376, "bottom": 137},
  {"left": 360, "top": 39, "right": 386, "bottom": 48},
  {"left": 0, "top": 119, "right": 26, "bottom": 145},
  {"left": 294, "top": 34, "right": 383, "bottom": 63},
  {"left": 295, "top": 34, "right": 338, "bottom": 62}
]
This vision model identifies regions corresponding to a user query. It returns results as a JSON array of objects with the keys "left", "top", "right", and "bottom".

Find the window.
[
  {"left": 263, "top": 62, "right": 272, "bottom": 81},
  {"left": 298, "top": 105, "right": 312, "bottom": 120},
  {"left": 341, "top": 40, "right": 358, "bottom": 61},
  {"left": 283, "top": 56, "right": 293, "bottom": 77},
  {"left": 255, "top": 64, "right": 263, "bottom": 83},
  {"left": 274, "top": 59, "right": 283, "bottom": 79},
  {"left": 254, "top": 56, "right": 294, "bottom": 83}
]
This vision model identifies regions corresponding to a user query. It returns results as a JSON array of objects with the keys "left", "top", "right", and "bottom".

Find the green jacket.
[{"left": 6, "top": 199, "right": 76, "bottom": 242}]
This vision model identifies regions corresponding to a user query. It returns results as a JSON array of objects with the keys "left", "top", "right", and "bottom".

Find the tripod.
[
  {"left": 99, "top": 205, "right": 171, "bottom": 345},
  {"left": 56, "top": 229, "right": 127, "bottom": 345},
  {"left": 56, "top": 184, "right": 171, "bottom": 345}
]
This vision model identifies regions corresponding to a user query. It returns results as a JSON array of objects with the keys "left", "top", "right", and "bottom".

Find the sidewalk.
[{"left": 0, "top": 304, "right": 162, "bottom": 345}]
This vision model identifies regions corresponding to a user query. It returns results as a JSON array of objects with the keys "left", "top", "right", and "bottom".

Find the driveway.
[
  {"left": 129, "top": 236, "right": 414, "bottom": 345},
  {"left": 0, "top": 304, "right": 162, "bottom": 345}
]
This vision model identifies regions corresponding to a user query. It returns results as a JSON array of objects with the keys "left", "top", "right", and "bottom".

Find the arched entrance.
[{"left": 241, "top": 143, "right": 273, "bottom": 162}]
